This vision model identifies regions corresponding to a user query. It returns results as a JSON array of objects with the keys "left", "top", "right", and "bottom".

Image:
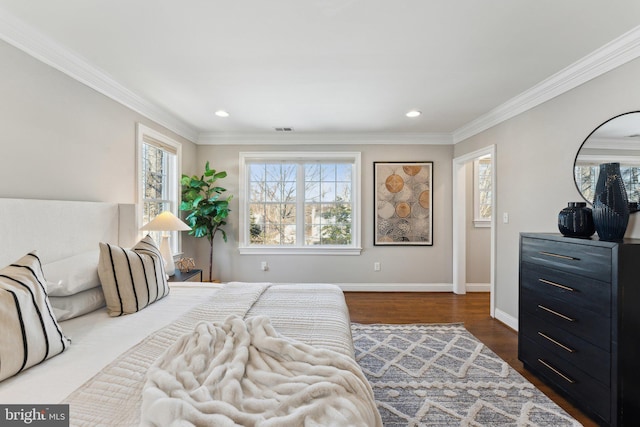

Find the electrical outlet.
[
  {"left": 261, "top": 261, "right": 268, "bottom": 271},
  {"left": 374, "top": 262, "right": 381, "bottom": 272}
]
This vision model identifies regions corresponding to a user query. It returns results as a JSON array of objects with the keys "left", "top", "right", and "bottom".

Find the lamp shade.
[{"left": 140, "top": 211, "right": 191, "bottom": 232}]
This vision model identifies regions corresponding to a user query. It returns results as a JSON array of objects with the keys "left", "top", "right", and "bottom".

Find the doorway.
[{"left": 452, "top": 145, "right": 496, "bottom": 317}]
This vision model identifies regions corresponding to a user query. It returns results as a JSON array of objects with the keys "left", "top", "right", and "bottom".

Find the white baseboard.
[
  {"left": 465, "top": 282, "right": 490, "bottom": 292},
  {"left": 494, "top": 308, "right": 518, "bottom": 331},
  {"left": 336, "top": 282, "right": 492, "bottom": 292},
  {"left": 337, "top": 283, "right": 453, "bottom": 292}
]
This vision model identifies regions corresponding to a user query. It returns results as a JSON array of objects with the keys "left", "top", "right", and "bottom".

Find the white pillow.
[
  {"left": 50, "top": 286, "right": 106, "bottom": 321},
  {"left": 43, "top": 250, "right": 101, "bottom": 296},
  {"left": 0, "top": 251, "right": 70, "bottom": 382},
  {"left": 98, "top": 235, "right": 169, "bottom": 316}
]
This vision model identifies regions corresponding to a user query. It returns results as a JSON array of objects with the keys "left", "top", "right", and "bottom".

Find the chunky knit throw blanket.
[{"left": 141, "top": 315, "right": 382, "bottom": 427}]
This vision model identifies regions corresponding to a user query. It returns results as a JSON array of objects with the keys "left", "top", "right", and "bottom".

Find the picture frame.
[{"left": 374, "top": 161, "right": 433, "bottom": 246}]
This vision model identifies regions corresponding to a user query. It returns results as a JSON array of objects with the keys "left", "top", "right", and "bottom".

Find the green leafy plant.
[{"left": 180, "top": 161, "right": 232, "bottom": 281}]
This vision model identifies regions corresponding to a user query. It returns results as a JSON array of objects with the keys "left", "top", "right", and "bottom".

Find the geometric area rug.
[{"left": 351, "top": 323, "right": 583, "bottom": 426}]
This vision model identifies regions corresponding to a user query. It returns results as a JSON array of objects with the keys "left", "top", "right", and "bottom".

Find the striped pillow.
[
  {"left": 98, "top": 235, "right": 169, "bottom": 316},
  {"left": 0, "top": 251, "right": 70, "bottom": 382}
]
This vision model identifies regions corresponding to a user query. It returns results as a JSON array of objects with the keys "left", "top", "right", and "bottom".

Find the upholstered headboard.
[{"left": 0, "top": 198, "right": 136, "bottom": 267}]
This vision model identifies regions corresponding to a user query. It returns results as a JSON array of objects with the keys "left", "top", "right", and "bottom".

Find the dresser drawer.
[
  {"left": 520, "top": 336, "right": 610, "bottom": 424},
  {"left": 520, "top": 288, "right": 610, "bottom": 350},
  {"left": 521, "top": 237, "right": 611, "bottom": 282},
  {"left": 520, "top": 315, "right": 610, "bottom": 385},
  {"left": 521, "top": 262, "right": 611, "bottom": 317}
]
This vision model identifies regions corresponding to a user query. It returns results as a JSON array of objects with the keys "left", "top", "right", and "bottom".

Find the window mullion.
[{"left": 296, "top": 163, "right": 305, "bottom": 246}]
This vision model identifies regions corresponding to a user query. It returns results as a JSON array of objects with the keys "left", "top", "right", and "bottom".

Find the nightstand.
[{"left": 168, "top": 269, "right": 203, "bottom": 283}]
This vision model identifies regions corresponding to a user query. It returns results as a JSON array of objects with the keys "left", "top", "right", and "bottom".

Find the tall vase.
[{"left": 592, "top": 162, "right": 629, "bottom": 240}]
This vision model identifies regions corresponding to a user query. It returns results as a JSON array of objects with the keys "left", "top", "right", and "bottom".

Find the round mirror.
[{"left": 574, "top": 111, "right": 640, "bottom": 213}]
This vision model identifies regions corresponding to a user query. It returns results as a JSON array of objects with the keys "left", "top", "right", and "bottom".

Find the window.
[
  {"left": 136, "top": 123, "right": 182, "bottom": 252},
  {"left": 473, "top": 155, "right": 492, "bottom": 227},
  {"left": 239, "top": 152, "right": 361, "bottom": 255},
  {"left": 575, "top": 163, "right": 640, "bottom": 204}
]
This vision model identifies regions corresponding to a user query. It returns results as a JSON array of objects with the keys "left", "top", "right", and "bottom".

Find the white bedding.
[
  {"left": 0, "top": 282, "right": 223, "bottom": 404},
  {"left": 0, "top": 281, "right": 363, "bottom": 426}
]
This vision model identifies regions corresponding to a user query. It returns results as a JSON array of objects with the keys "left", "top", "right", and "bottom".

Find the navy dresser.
[{"left": 519, "top": 233, "right": 640, "bottom": 426}]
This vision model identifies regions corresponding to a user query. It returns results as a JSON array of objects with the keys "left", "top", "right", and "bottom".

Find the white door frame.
[{"left": 452, "top": 145, "right": 497, "bottom": 317}]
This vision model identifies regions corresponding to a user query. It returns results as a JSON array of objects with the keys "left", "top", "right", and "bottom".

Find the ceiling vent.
[{"left": 275, "top": 127, "right": 294, "bottom": 132}]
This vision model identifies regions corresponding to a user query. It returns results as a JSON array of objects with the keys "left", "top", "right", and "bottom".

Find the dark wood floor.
[{"left": 343, "top": 291, "right": 597, "bottom": 427}]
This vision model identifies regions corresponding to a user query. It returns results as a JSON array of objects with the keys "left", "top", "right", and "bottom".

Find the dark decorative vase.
[
  {"left": 592, "top": 162, "right": 629, "bottom": 240},
  {"left": 558, "top": 202, "right": 595, "bottom": 238}
]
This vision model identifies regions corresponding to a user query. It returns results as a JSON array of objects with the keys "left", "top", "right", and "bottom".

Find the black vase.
[
  {"left": 558, "top": 202, "right": 595, "bottom": 238},
  {"left": 592, "top": 162, "right": 629, "bottom": 240}
]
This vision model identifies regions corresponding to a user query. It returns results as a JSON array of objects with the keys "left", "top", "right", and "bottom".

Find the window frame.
[
  {"left": 473, "top": 156, "right": 492, "bottom": 228},
  {"left": 136, "top": 123, "right": 183, "bottom": 254},
  {"left": 238, "top": 151, "right": 362, "bottom": 255}
]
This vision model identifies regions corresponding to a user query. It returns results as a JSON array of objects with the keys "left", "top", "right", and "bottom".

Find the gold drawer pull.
[
  {"left": 538, "top": 278, "right": 575, "bottom": 292},
  {"left": 537, "top": 304, "right": 575, "bottom": 322},
  {"left": 538, "top": 251, "right": 579, "bottom": 261},
  {"left": 537, "top": 358, "right": 575, "bottom": 384},
  {"left": 538, "top": 332, "right": 576, "bottom": 353}
]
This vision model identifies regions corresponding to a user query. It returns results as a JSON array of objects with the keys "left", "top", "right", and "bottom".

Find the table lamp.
[{"left": 140, "top": 211, "right": 191, "bottom": 276}]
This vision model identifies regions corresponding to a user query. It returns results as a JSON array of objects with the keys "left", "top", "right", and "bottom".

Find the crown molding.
[
  {"left": 453, "top": 25, "right": 640, "bottom": 144},
  {"left": 0, "top": 8, "right": 198, "bottom": 142},
  {"left": 582, "top": 137, "right": 640, "bottom": 150},
  {"left": 197, "top": 131, "right": 453, "bottom": 145}
]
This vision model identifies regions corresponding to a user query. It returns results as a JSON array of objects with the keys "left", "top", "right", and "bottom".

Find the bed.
[{"left": 0, "top": 199, "right": 380, "bottom": 426}]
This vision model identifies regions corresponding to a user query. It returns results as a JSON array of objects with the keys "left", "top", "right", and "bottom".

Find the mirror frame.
[{"left": 573, "top": 110, "right": 640, "bottom": 213}]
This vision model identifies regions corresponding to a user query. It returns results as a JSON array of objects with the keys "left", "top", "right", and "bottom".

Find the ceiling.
[{"left": 0, "top": 1, "right": 639, "bottom": 143}]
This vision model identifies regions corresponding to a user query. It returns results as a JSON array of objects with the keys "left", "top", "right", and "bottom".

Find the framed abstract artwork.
[{"left": 374, "top": 161, "right": 433, "bottom": 246}]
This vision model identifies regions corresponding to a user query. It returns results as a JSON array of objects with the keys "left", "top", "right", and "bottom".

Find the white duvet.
[{"left": 141, "top": 315, "right": 382, "bottom": 427}]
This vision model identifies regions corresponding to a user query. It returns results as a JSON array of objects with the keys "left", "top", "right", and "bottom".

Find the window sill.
[
  {"left": 238, "top": 246, "right": 362, "bottom": 255},
  {"left": 473, "top": 220, "right": 491, "bottom": 228}
]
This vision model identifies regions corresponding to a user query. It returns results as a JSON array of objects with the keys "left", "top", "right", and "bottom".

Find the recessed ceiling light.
[
  {"left": 215, "top": 110, "right": 230, "bottom": 118},
  {"left": 406, "top": 110, "right": 421, "bottom": 118}
]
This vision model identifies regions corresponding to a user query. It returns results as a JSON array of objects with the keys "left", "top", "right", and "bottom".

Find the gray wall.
[
  {"left": 454, "top": 56, "right": 640, "bottom": 321},
  {"left": 0, "top": 40, "right": 197, "bottom": 202},
  {"left": 0, "top": 40, "right": 199, "bottom": 255},
  {"left": 191, "top": 144, "right": 454, "bottom": 284}
]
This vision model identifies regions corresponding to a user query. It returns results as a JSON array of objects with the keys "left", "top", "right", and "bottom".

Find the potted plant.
[{"left": 180, "top": 161, "right": 232, "bottom": 281}]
